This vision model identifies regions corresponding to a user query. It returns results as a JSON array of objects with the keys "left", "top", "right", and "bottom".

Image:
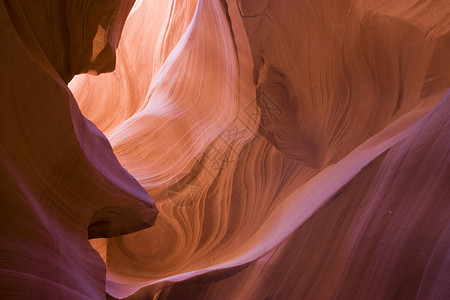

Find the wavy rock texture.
[
  {"left": 133, "top": 91, "right": 450, "bottom": 300},
  {"left": 67, "top": 0, "right": 450, "bottom": 299},
  {"left": 1, "top": 0, "right": 449, "bottom": 299}
]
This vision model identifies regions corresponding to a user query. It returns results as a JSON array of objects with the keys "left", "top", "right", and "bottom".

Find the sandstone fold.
[
  {"left": 0, "top": 1, "right": 157, "bottom": 299},
  {"left": 2, "top": 0, "right": 450, "bottom": 299},
  {"left": 67, "top": 0, "right": 450, "bottom": 299},
  {"left": 137, "top": 91, "right": 450, "bottom": 300}
]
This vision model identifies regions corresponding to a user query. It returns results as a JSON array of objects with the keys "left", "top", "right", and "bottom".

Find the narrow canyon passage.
[{"left": 1, "top": 0, "right": 450, "bottom": 299}]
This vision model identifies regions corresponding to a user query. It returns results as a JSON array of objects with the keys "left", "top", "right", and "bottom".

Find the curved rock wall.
[
  {"left": 1, "top": 0, "right": 449, "bottom": 299},
  {"left": 0, "top": 1, "right": 157, "bottom": 299}
]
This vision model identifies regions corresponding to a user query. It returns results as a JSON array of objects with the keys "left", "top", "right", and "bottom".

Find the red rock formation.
[
  {"left": 1, "top": 0, "right": 449, "bottom": 299},
  {"left": 132, "top": 91, "right": 450, "bottom": 300},
  {"left": 0, "top": 1, "right": 157, "bottom": 299}
]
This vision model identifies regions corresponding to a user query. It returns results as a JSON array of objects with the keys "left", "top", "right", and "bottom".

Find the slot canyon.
[{"left": 1, "top": 0, "right": 449, "bottom": 299}]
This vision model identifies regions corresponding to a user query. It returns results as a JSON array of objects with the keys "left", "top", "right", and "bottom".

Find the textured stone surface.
[
  {"left": 1, "top": 0, "right": 449, "bottom": 299},
  {"left": 0, "top": 1, "right": 157, "bottom": 299}
]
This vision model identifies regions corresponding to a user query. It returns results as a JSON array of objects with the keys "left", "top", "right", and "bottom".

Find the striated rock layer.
[
  {"left": 134, "top": 91, "right": 450, "bottom": 300},
  {"left": 1, "top": 0, "right": 450, "bottom": 299},
  {"left": 70, "top": 0, "right": 450, "bottom": 299}
]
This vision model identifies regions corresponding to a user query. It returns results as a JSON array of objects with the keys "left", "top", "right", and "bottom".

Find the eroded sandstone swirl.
[{"left": 1, "top": 0, "right": 450, "bottom": 299}]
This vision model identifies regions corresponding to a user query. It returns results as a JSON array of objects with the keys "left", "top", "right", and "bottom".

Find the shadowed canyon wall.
[
  {"left": 1, "top": 1, "right": 157, "bottom": 299},
  {"left": 1, "top": 0, "right": 450, "bottom": 299}
]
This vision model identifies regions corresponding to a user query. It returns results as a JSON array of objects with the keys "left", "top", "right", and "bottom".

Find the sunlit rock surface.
[{"left": 1, "top": 0, "right": 449, "bottom": 299}]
